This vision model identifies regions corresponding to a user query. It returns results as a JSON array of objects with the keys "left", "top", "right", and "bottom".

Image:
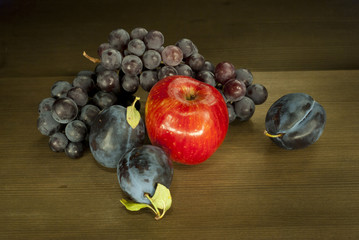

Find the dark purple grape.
[
  {"left": 185, "top": 52, "right": 204, "bottom": 72},
  {"left": 108, "top": 28, "right": 130, "bottom": 52},
  {"left": 79, "top": 104, "right": 100, "bottom": 127},
  {"left": 101, "top": 49, "right": 122, "bottom": 70},
  {"left": 196, "top": 70, "right": 216, "bottom": 87},
  {"left": 130, "top": 27, "right": 148, "bottom": 40},
  {"left": 38, "top": 97, "right": 55, "bottom": 114},
  {"left": 37, "top": 111, "right": 62, "bottom": 136},
  {"left": 175, "top": 63, "right": 194, "bottom": 77},
  {"left": 218, "top": 89, "right": 228, "bottom": 103},
  {"left": 117, "top": 145, "right": 173, "bottom": 204},
  {"left": 192, "top": 42, "right": 199, "bottom": 54},
  {"left": 97, "top": 43, "right": 111, "bottom": 58},
  {"left": 158, "top": 66, "right": 178, "bottom": 80},
  {"left": 65, "top": 142, "right": 84, "bottom": 159},
  {"left": 94, "top": 63, "right": 107, "bottom": 75},
  {"left": 161, "top": 45, "right": 183, "bottom": 66},
  {"left": 246, "top": 84, "right": 268, "bottom": 105},
  {"left": 201, "top": 60, "right": 215, "bottom": 73},
  {"left": 175, "top": 38, "right": 196, "bottom": 58},
  {"left": 121, "top": 75, "right": 139, "bottom": 93},
  {"left": 51, "top": 81, "right": 72, "bottom": 98},
  {"left": 96, "top": 70, "right": 120, "bottom": 93},
  {"left": 93, "top": 91, "right": 117, "bottom": 109},
  {"left": 65, "top": 120, "right": 87, "bottom": 143},
  {"left": 67, "top": 87, "right": 88, "bottom": 107},
  {"left": 127, "top": 39, "right": 146, "bottom": 56},
  {"left": 234, "top": 96, "right": 255, "bottom": 121},
  {"left": 215, "top": 62, "right": 236, "bottom": 85},
  {"left": 49, "top": 132, "right": 68, "bottom": 152},
  {"left": 140, "top": 70, "right": 158, "bottom": 92},
  {"left": 121, "top": 55, "right": 143, "bottom": 76},
  {"left": 144, "top": 30, "right": 164, "bottom": 50},
  {"left": 156, "top": 46, "right": 164, "bottom": 54},
  {"left": 235, "top": 68, "right": 253, "bottom": 87},
  {"left": 123, "top": 49, "right": 131, "bottom": 56},
  {"left": 227, "top": 103, "right": 236, "bottom": 124},
  {"left": 77, "top": 70, "right": 96, "bottom": 80},
  {"left": 142, "top": 50, "right": 162, "bottom": 70},
  {"left": 89, "top": 105, "right": 146, "bottom": 168},
  {"left": 73, "top": 75, "right": 96, "bottom": 95},
  {"left": 51, "top": 97, "right": 78, "bottom": 124},
  {"left": 223, "top": 79, "right": 246, "bottom": 102},
  {"left": 265, "top": 93, "right": 326, "bottom": 150}
]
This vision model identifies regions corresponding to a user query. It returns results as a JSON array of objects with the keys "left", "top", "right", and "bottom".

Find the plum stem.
[
  {"left": 264, "top": 130, "right": 284, "bottom": 138},
  {"left": 83, "top": 51, "right": 101, "bottom": 63},
  {"left": 144, "top": 193, "right": 161, "bottom": 220},
  {"left": 155, "top": 200, "right": 166, "bottom": 220}
]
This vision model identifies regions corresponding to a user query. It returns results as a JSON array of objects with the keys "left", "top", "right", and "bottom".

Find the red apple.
[{"left": 145, "top": 75, "right": 229, "bottom": 165}]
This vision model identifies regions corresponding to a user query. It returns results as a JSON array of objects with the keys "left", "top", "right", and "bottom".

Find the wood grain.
[{"left": 0, "top": 70, "right": 358, "bottom": 239}]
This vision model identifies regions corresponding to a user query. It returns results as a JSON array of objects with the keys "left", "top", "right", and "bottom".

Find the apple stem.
[
  {"left": 264, "top": 130, "right": 284, "bottom": 138},
  {"left": 83, "top": 51, "right": 101, "bottom": 64}
]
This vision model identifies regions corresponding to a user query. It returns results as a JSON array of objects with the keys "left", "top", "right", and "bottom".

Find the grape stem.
[
  {"left": 132, "top": 97, "right": 140, "bottom": 107},
  {"left": 82, "top": 51, "right": 101, "bottom": 64},
  {"left": 264, "top": 130, "right": 284, "bottom": 138}
]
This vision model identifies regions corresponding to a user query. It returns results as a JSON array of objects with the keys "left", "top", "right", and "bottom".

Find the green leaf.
[
  {"left": 151, "top": 183, "right": 172, "bottom": 211},
  {"left": 120, "top": 198, "right": 152, "bottom": 211},
  {"left": 126, "top": 97, "right": 141, "bottom": 129}
]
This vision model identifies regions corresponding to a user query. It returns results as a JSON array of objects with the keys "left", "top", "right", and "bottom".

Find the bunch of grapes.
[
  {"left": 91, "top": 27, "right": 267, "bottom": 123},
  {"left": 37, "top": 73, "right": 99, "bottom": 158},
  {"left": 213, "top": 62, "right": 268, "bottom": 123},
  {"left": 37, "top": 27, "right": 268, "bottom": 158},
  {"left": 87, "top": 27, "right": 207, "bottom": 94}
]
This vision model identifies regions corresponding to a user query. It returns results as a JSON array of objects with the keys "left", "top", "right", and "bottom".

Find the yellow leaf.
[
  {"left": 120, "top": 198, "right": 151, "bottom": 211},
  {"left": 126, "top": 97, "right": 141, "bottom": 129},
  {"left": 151, "top": 183, "right": 172, "bottom": 211}
]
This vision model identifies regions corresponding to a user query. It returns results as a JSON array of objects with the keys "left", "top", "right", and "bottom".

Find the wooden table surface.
[{"left": 1, "top": 1, "right": 359, "bottom": 239}]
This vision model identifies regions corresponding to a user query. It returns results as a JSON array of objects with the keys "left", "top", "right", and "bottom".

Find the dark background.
[{"left": 1, "top": 0, "right": 358, "bottom": 77}]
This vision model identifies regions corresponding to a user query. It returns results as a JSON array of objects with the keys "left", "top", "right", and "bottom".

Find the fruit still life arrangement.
[{"left": 37, "top": 27, "right": 326, "bottom": 220}]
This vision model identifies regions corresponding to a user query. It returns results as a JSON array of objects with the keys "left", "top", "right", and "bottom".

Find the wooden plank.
[{"left": 0, "top": 70, "right": 358, "bottom": 239}]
